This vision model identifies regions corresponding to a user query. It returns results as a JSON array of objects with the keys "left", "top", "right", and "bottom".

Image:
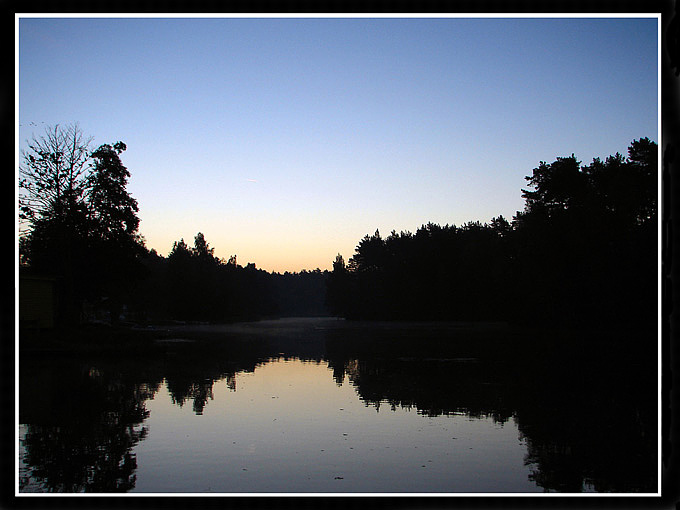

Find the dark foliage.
[
  {"left": 20, "top": 127, "right": 656, "bottom": 329},
  {"left": 130, "top": 233, "right": 329, "bottom": 323},
  {"left": 19, "top": 126, "right": 146, "bottom": 326},
  {"left": 327, "top": 138, "right": 657, "bottom": 329}
]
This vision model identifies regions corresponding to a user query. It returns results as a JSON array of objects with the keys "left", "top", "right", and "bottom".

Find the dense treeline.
[
  {"left": 325, "top": 220, "right": 513, "bottom": 321},
  {"left": 327, "top": 138, "right": 657, "bottom": 328},
  {"left": 128, "top": 233, "right": 330, "bottom": 323},
  {"left": 19, "top": 124, "right": 656, "bottom": 329},
  {"left": 19, "top": 124, "right": 329, "bottom": 325}
]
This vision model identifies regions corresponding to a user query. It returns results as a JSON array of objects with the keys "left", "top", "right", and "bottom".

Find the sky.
[{"left": 17, "top": 15, "right": 659, "bottom": 273}]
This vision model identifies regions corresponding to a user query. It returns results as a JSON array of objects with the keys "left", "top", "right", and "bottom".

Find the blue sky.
[{"left": 17, "top": 16, "right": 659, "bottom": 272}]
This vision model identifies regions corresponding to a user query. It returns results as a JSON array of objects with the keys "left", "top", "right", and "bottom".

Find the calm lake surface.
[{"left": 18, "top": 318, "right": 658, "bottom": 494}]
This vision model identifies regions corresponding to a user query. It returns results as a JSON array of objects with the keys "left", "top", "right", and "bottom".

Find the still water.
[
  {"left": 131, "top": 359, "right": 532, "bottom": 493},
  {"left": 18, "top": 318, "right": 658, "bottom": 494}
]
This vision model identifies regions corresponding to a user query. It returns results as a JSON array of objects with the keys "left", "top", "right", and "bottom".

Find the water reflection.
[
  {"left": 19, "top": 359, "right": 158, "bottom": 492},
  {"left": 324, "top": 324, "right": 657, "bottom": 493},
  {"left": 19, "top": 319, "right": 657, "bottom": 493}
]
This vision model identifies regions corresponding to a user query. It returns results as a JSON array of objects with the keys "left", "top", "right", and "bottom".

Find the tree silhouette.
[
  {"left": 87, "top": 143, "right": 140, "bottom": 242},
  {"left": 512, "top": 138, "right": 657, "bottom": 326},
  {"left": 328, "top": 138, "right": 657, "bottom": 328},
  {"left": 522, "top": 155, "right": 588, "bottom": 213},
  {"left": 19, "top": 126, "right": 145, "bottom": 325},
  {"left": 19, "top": 360, "right": 158, "bottom": 492},
  {"left": 326, "top": 254, "right": 351, "bottom": 317},
  {"left": 19, "top": 123, "right": 92, "bottom": 228},
  {"left": 191, "top": 232, "right": 216, "bottom": 261},
  {"left": 86, "top": 142, "right": 146, "bottom": 323}
]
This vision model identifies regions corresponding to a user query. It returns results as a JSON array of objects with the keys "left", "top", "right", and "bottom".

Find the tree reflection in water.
[
  {"left": 323, "top": 325, "right": 657, "bottom": 493},
  {"left": 19, "top": 360, "right": 158, "bottom": 492},
  {"left": 19, "top": 320, "right": 657, "bottom": 493},
  {"left": 19, "top": 335, "right": 270, "bottom": 492}
]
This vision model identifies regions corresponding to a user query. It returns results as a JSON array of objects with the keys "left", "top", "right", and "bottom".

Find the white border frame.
[{"left": 15, "top": 12, "right": 663, "bottom": 498}]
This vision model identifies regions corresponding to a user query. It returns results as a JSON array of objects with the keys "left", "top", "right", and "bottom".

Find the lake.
[{"left": 18, "top": 317, "right": 658, "bottom": 494}]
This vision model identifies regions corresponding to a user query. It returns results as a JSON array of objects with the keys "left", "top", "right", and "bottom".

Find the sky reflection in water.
[{"left": 131, "top": 358, "right": 537, "bottom": 493}]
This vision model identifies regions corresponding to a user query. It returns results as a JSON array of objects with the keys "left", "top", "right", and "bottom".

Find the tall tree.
[
  {"left": 19, "top": 124, "right": 93, "bottom": 323},
  {"left": 19, "top": 123, "right": 92, "bottom": 230},
  {"left": 19, "top": 125, "right": 145, "bottom": 325},
  {"left": 326, "top": 254, "right": 351, "bottom": 317},
  {"left": 521, "top": 155, "right": 588, "bottom": 215},
  {"left": 87, "top": 142, "right": 141, "bottom": 245},
  {"left": 191, "top": 232, "right": 216, "bottom": 262},
  {"left": 85, "top": 142, "right": 146, "bottom": 323}
]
